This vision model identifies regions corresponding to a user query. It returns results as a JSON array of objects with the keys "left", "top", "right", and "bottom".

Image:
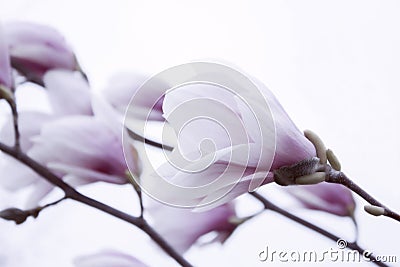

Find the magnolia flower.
[
  {"left": 74, "top": 250, "right": 149, "bottom": 267},
  {"left": 0, "top": 70, "right": 90, "bottom": 192},
  {"left": 0, "top": 111, "right": 135, "bottom": 205},
  {"left": 29, "top": 115, "right": 130, "bottom": 185},
  {"left": 284, "top": 183, "right": 356, "bottom": 217},
  {"left": 152, "top": 80, "right": 316, "bottom": 209},
  {"left": 4, "top": 21, "right": 77, "bottom": 84},
  {"left": 0, "top": 25, "right": 12, "bottom": 89},
  {"left": 0, "top": 70, "right": 138, "bottom": 206},
  {"left": 147, "top": 200, "right": 238, "bottom": 253}
]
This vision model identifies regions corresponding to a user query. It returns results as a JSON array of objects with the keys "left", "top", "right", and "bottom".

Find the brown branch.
[
  {"left": 250, "top": 192, "right": 388, "bottom": 267},
  {"left": 0, "top": 197, "right": 66, "bottom": 224},
  {"left": 326, "top": 169, "right": 400, "bottom": 222},
  {"left": 0, "top": 142, "right": 193, "bottom": 267},
  {"left": 0, "top": 86, "right": 20, "bottom": 150}
]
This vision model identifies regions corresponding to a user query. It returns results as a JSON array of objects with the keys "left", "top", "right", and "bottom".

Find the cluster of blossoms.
[{"left": 0, "top": 21, "right": 356, "bottom": 266}]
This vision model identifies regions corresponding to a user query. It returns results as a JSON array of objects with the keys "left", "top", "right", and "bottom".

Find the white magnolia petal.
[
  {"left": 25, "top": 179, "right": 54, "bottom": 208},
  {"left": 91, "top": 93, "right": 123, "bottom": 137},
  {"left": 0, "top": 111, "right": 52, "bottom": 152},
  {"left": 48, "top": 162, "right": 126, "bottom": 185},
  {"left": 0, "top": 157, "right": 39, "bottom": 190},
  {"left": 74, "top": 250, "right": 149, "bottom": 267},
  {"left": 193, "top": 171, "right": 273, "bottom": 212},
  {"left": 43, "top": 70, "right": 91, "bottom": 116}
]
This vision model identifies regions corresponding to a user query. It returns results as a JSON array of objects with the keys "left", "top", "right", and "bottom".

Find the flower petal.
[
  {"left": 4, "top": 21, "right": 76, "bottom": 83},
  {"left": 43, "top": 70, "right": 91, "bottom": 116},
  {"left": 0, "top": 24, "right": 12, "bottom": 88},
  {"left": 0, "top": 111, "right": 52, "bottom": 152},
  {"left": 29, "top": 116, "right": 128, "bottom": 181},
  {"left": 284, "top": 183, "right": 356, "bottom": 217},
  {"left": 74, "top": 250, "right": 149, "bottom": 267},
  {"left": 147, "top": 199, "right": 237, "bottom": 253}
]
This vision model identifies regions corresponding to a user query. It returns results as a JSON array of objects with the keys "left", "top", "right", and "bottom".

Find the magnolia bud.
[
  {"left": 364, "top": 205, "right": 385, "bottom": 216},
  {"left": 0, "top": 208, "right": 29, "bottom": 224}
]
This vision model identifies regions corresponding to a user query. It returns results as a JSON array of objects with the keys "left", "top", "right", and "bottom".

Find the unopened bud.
[
  {"left": 0, "top": 208, "right": 29, "bottom": 224},
  {"left": 364, "top": 205, "right": 385, "bottom": 217}
]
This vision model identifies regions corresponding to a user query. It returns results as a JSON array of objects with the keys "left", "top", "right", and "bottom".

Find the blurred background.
[{"left": 0, "top": 0, "right": 399, "bottom": 266}]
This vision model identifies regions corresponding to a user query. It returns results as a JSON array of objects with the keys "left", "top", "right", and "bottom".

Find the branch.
[
  {"left": 302, "top": 130, "right": 400, "bottom": 222},
  {"left": 127, "top": 128, "right": 174, "bottom": 151},
  {"left": 126, "top": 171, "right": 144, "bottom": 217},
  {"left": 0, "top": 142, "right": 193, "bottom": 267},
  {"left": 326, "top": 169, "right": 400, "bottom": 222},
  {"left": 0, "top": 86, "right": 20, "bottom": 150},
  {"left": 250, "top": 192, "right": 388, "bottom": 267},
  {"left": 8, "top": 99, "right": 20, "bottom": 150},
  {"left": 0, "top": 197, "right": 66, "bottom": 224}
]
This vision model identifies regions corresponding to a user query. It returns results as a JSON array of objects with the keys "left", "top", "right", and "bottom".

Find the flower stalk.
[
  {"left": 0, "top": 141, "right": 193, "bottom": 267},
  {"left": 250, "top": 192, "right": 388, "bottom": 267}
]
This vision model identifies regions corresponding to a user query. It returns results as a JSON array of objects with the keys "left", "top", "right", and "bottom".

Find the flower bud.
[
  {"left": 0, "top": 208, "right": 28, "bottom": 224},
  {"left": 364, "top": 205, "right": 385, "bottom": 216},
  {"left": 4, "top": 21, "right": 77, "bottom": 84}
]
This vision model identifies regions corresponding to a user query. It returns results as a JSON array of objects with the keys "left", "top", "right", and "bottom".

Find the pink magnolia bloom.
[
  {"left": 284, "top": 183, "right": 356, "bottom": 217},
  {"left": 0, "top": 25, "right": 12, "bottom": 88},
  {"left": 0, "top": 70, "right": 90, "bottom": 184},
  {"left": 28, "top": 115, "right": 129, "bottom": 185},
  {"left": 4, "top": 21, "right": 77, "bottom": 84},
  {"left": 155, "top": 81, "right": 316, "bottom": 209},
  {"left": 0, "top": 70, "right": 137, "bottom": 206},
  {"left": 1, "top": 113, "right": 134, "bottom": 206},
  {"left": 147, "top": 200, "right": 238, "bottom": 253},
  {"left": 74, "top": 250, "right": 149, "bottom": 267}
]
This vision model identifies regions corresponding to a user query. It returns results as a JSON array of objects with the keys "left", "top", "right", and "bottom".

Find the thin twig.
[
  {"left": 39, "top": 196, "right": 67, "bottom": 211},
  {"left": 250, "top": 192, "right": 388, "bottom": 267},
  {"left": 127, "top": 128, "right": 174, "bottom": 151},
  {"left": 125, "top": 171, "right": 144, "bottom": 217},
  {"left": 326, "top": 169, "right": 400, "bottom": 222},
  {"left": 0, "top": 197, "right": 67, "bottom": 224},
  {"left": 0, "top": 142, "right": 193, "bottom": 267},
  {"left": 7, "top": 99, "right": 20, "bottom": 150},
  {"left": 0, "top": 86, "right": 20, "bottom": 150}
]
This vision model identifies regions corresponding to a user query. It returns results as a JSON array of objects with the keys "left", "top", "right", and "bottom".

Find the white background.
[{"left": 0, "top": 1, "right": 399, "bottom": 266}]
